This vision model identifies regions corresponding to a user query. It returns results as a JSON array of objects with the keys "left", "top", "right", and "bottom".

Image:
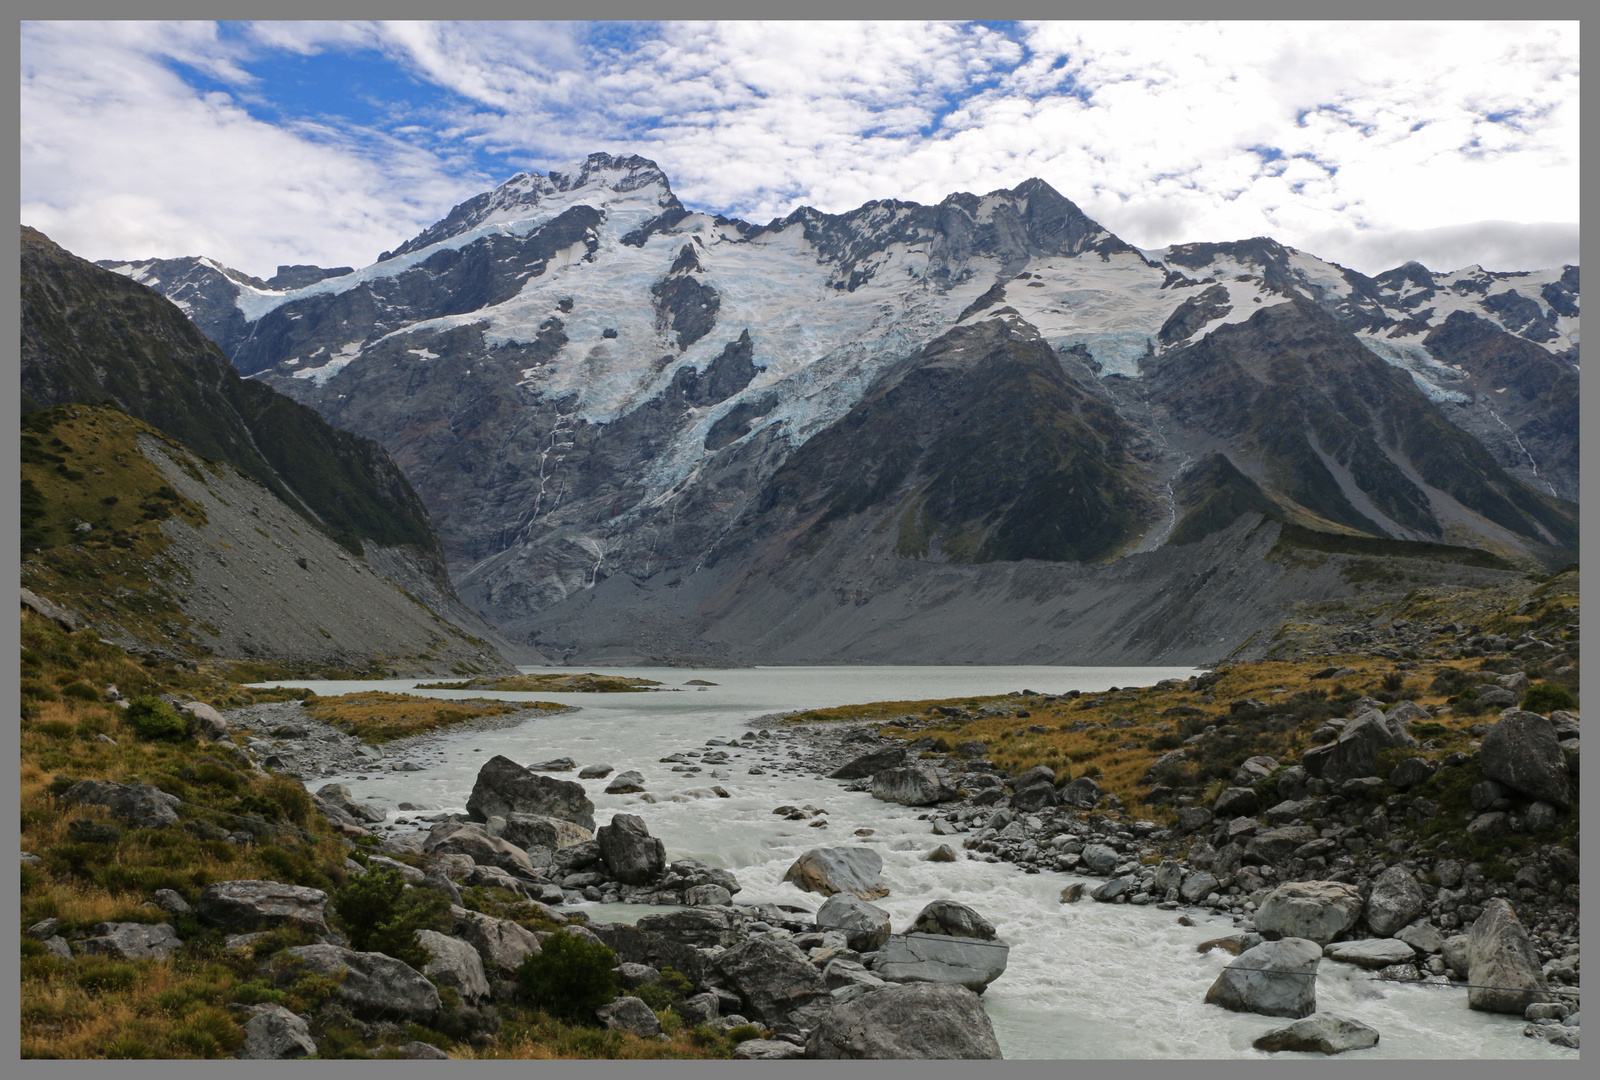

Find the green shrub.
[
  {"left": 126, "top": 696, "right": 186, "bottom": 741},
  {"left": 724, "top": 1024, "right": 762, "bottom": 1044},
  {"left": 514, "top": 929, "right": 618, "bottom": 1021},
  {"left": 1522, "top": 684, "right": 1577, "bottom": 715},
  {"left": 329, "top": 868, "right": 448, "bottom": 969},
  {"left": 60, "top": 681, "right": 102, "bottom": 702},
  {"left": 634, "top": 967, "right": 694, "bottom": 1011}
]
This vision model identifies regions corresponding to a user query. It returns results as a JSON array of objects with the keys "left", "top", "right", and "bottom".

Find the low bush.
[
  {"left": 514, "top": 930, "right": 618, "bottom": 1022},
  {"left": 125, "top": 696, "right": 186, "bottom": 741},
  {"left": 329, "top": 868, "right": 450, "bottom": 969},
  {"left": 1522, "top": 684, "right": 1577, "bottom": 715}
]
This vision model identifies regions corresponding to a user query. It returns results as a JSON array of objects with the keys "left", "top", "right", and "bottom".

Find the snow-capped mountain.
[{"left": 103, "top": 153, "right": 1578, "bottom": 663}]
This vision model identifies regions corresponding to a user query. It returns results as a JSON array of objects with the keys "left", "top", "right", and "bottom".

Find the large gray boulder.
[
  {"left": 1467, "top": 898, "right": 1549, "bottom": 1014},
  {"left": 1253, "top": 1013, "right": 1380, "bottom": 1054},
  {"left": 1180, "top": 871, "right": 1220, "bottom": 904},
  {"left": 416, "top": 928, "right": 490, "bottom": 1002},
  {"left": 874, "top": 933, "right": 1009, "bottom": 994},
  {"left": 423, "top": 820, "right": 540, "bottom": 878},
  {"left": 635, "top": 906, "right": 748, "bottom": 949},
  {"left": 907, "top": 900, "right": 997, "bottom": 941},
  {"left": 783, "top": 847, "right": 889, "bottom": 900},
  {"left": 274, "top": 944, "right": 440, "bottom": 1021},
  {"left": 605, "top": 771, "right": 647, "bottom": 794},
  {"left": 1204, "top": 937, "right": 1321, "bottom": 1018},
  {"left": 816, "top": 893, "right": 892, "bottom": 952},
  {"left": 235, "top": 1004, "right": 317, "bottom": 1059},
  {"left": 466, "top": 754, "right": 596, "bottom": 830},
  {"left": 871, "top": 766, "right": 948, "bottom": 806},
  {"left": 1307, "top": 711, "right": 1417, "bottom": 785},
  {"left": 180, "top": 701, "right": 229, "bottom": 741},
  {"left": 596, "top": 996, "right": 662, "bottom": 1038},
  {"left": 76, "top": 921, "right": 182, "bottom": 961},
  {"left": 1365, "top": 865, "right": 1427, "bottom": 937},
  {"left": 449, "top": 906, "right": 543, "bottom": 978},
  {"left": 1079, "top": 843, "right": 1119, "bottom": 875},
  {"left": 596, "top": 813, "right": 666, "bottom": 885},
  {"left": 197, "top": 880, "right": 329, "bottom": 935},
  {"left": 829, "top": 745, "right": 906, "bottom": 780},
  {"left": 1213, "top": 787, "right": 1259, "bottom": 818},
  {"left": 315, "top": 784, "right": 387, "bottom": 824},
  {"left": 715, "top": 935, "right": 833, "bottom": 1027},
  {"left": 1254, "top": 881, "right": 1363, "bottom": 945},
  {"left": 1323, "top": 939, "right": 1418, "bottom": 969},
  {"left": 806, "top": 982, "right": 1003, "bottom": 1059},
  {"left": 498, "top": 812, "right": 593, "bottom": 852},
  {"left": 61, "top": 779, "right": 180, "bottom": 829},
  {"left": 1056, "top": 776, "right": 1100, "bottom": 810},
  {"left": 1479, "top": 712, "right": 1575, "bottom": 808}
]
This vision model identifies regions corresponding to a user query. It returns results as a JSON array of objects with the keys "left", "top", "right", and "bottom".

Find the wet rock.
[
  {"left": 907, "top": 900, "right": 996, "bottom": 941},
  {"left": 596, "top": 813, "right": 665, "bottom": 885},
  {"left": 715, "top": 935, "right": 833, "bottom": 1027},
  {"left": 197, "top": 880, "right": 329, "bottom": 935},
  {"left": 77, "top": 921, "right": 182, "bottom": 961},
  {"left": 235, "top": 1004, "right": 316, "bottom": 1059},
  {"left": 660, "top": 857, "right": 741, "bottom": 897},
  {"left": 783, "top": 847, "right": 889, "bottom": 900},
  {"left": 1323, "top": 939, "right": 1417, "bottom": 969},
  {"left": 636, "top": 906, "right": 748, "bottom": 950},
  {"left": 1365, "top": 866, "right": 1427, "bottom": 937},
  {"left": 273, "top": 944, "right": 440, "bottom": 1021},
  {"left": 828, "top": 746, "right": 907, "bottom": 780},
  {"left": 1467, "top": 898, "right": 1549, "bottom": 1014},
  {"left": 871, "top": 766, "right": 949, "bottom": 806},
  {"left": 1092, "top": 878, "right": 1131, "bottom": 902},
  {"left": 926, "top": 844, "right": 958, "bottom": 863},
  {"left": 1254, "top": 881, "right": 1363, "bottom": 945},
  {"left": 1479, "top": 712, "right": 1574, "bottom": 807},
  {"left": 1204, "top": 937, "right": 1321, "bottom": 1018},
  {"left": 605, "top": 771, "right": 647, "bottom": 794},
  {"left": 578, "top": 764, "right": 613, "bottom": 779},
  {"left": 423, "top": 821, "right": 539, "bottom": 878},
  {"left": 596, "top": 995, "right": 662, "bottom": 1038},
  {"left": 416, "top": 929, "right": 490, "bottom": 1002},
  {"left": 1059, "top": 884, "right": 1085, "bottom": 904},
  {"left": 1253, "top": 1013, "right": 1380, "bottom": 1054},
  {"left": 528, "top": 757, "right": 576, "bottom": 772},
  {"left": 806, "top": 982, "right": 1002, "bottom": 1059},
  {"left": 499, "top": 812, "right": 593, "bottom": 852},
  {"left": 816, "top": 894, "right": 892, "bottom": 952},
  {"left": 874, "top": 933, "right": 1009, "bottom": 994},
  {"left": 466, "top": 755, "right": 596, "bottom": 830}
]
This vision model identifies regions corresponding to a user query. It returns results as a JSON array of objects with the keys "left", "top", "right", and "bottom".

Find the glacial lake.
[{"left": 250, "top": 665, "right": 1573, "bottom": 1060}]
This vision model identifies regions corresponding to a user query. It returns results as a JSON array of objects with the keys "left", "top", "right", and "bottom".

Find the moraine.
[{"left": 253, "top": 665, "right": 1576, "bottom": 1060}]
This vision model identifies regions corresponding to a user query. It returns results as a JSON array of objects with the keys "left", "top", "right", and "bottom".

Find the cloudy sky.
[{"left": 20, "top": 20, "right": 1578, "bottom": 279}]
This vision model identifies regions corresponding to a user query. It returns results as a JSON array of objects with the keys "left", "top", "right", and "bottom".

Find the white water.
[{"left": 252, "top": 665, "right": 1573, "bottom": 1060}]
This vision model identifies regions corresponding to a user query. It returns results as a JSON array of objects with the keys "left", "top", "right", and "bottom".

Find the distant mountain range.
[{"left": 90, "top": 153, "right": 1578, "bottom": 664}]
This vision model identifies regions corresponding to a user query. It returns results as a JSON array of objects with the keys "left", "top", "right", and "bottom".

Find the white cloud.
[{"left": 20, "top": 20, "right": 1579, "bottom": 278}]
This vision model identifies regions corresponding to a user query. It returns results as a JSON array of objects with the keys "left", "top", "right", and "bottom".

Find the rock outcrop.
[
  {"left": 806, "top": 982, "right": 1003, "bottom": 1059},
  {"left": 466, "top": 755, "right": 596, "bottom": 830}
]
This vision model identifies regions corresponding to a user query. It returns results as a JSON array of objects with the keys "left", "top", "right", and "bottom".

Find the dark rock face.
[
  {"left": 1467, "top": 898, "right": 1549, "bottom": 1014},
  {"left": 1212, "top": 787, "right": 1259, "bottom": 818},
  {"left": 1314, "top": 711, "right": 1418, "bottom": 785},
  {"left": 466, "top": 755, "right": 596, "bottom": 830},
  {"left": 806, "top": 982, "right": 1003, "bottom": 1059},
  {"left": 596, "top": 813, "right": 666, "bottom": 885},
  {"left": 635, "top": 907, "right": 748, "bottom": 950},
  {"left": 715, "top": 935, "right": 832, "bottom": 1027},
  {"left": 1479, "top": 711, "right": 1574, "bottom": 807},
  {"left": 828, "top": 745, "right": 907, "bottom": 780}
]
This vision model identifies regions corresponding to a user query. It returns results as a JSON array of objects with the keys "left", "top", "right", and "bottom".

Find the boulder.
[
  {"left": 1079, "top": 843, "right": 1119, "bottom": 875},
  {"left": 874, "top": 933, "right": 1009, "bottom": 994},
  {"left": 596, "top": 814, "right": 666, "bottom": 885},
  {"left": 816, "top": 894, "right": 892, "bottom": 952},
  {"left": 528, "top": 757, "right": 576, "bottom": 772},
  {"left": 1479, "top": 712, "right": 1574, "bottom": 807},
  {"left": 577, "top": 764, "right": 613, "bottom": 779},
  {"left": 907, "top": 900, "right": 996, "bottom": 941},
  {"left": 605, "top": 771, "right": 647, "bottom": 794},
  {"left": 1253, "top": 1013, "right": 1380, "bottom": 1054},
  {"left": 734, "top": 1039, "right": 806, "bottom": 1060},
  {"left": 806, "top": 982, "right": 1002, "bottom": 1059},
  {"left": 589, "top": 922, "right": 708, "bottom": 988},
  {"left": 1467, "top": 898, "right": 1549, "bottom": 1014},
  {"left": 828, "top": 745, "right": 907, "bottom": 780},
  {"left": 1385, "top": 700, "right": 1431, "bottom": 724},
  {"left": 660, "top": 857, "right": 741, "bottom": 896},
  {"left": 1244, "top": 826, "right": 1319, "bottom": 866},
  {"left": 678, "top": 992, "right": 720, "bottom": 1026},
  {"left": 1254, "top": 881, "right": 1363, "bottom": 945},
  {"left": 274, "top": 944, "right": 440, "bottom": 1021},
  {"left": 235, "top": 1004, "right": 317, "bottom": 1059},
  {"left": 1395, "top": 922, "right": 1444, "bottom": 955},
  {"left": 1176, "top": 806, "right": 1213, "bottom": 833},
  {"left": 1316, "top": 711, "right": 1418, "bottom": 785},
  {"left": 61, "top": 779, "right": 180, "bottom": 829},
  {"left": 180, "top": 701, "right": 229, "bottom": 741},
  {"left": 1323, "top": 939, "right": 1418, "bottom": 969},
  {"left": 1092, "top": 878, "right": 1131, "bottom": 902},
  {"left": 635, "top": 906, "right": 748, "bottom": 950},
  {"left": 1204, "top": 937, "right": 1321, "bottom": 1018},
  {"left": 1234, "top": 755, "right": 1279, "bottom": 785},
  {"left": 197, "top": 880, "right": 329, "bottom": 936},
  {"left": 449, "top": 907, "right": 543, "bottom": 977},
  {"left": 715, "top": 935, "right": 833, "bottom": 1027},
  {"left": 423, "top": 821, "right": 539, "bottom": 879},
  {"left": 1052, "top": 775, "right": 1096, "bottom": 809},
  {"left": 1387, "top": 756, "right": 1437, "bottom": 790},
  {"left": 1179, "top": 872, "right": 1220, "bottom": 904},
  {"left": 596, "top": 996, "right": 662, "bottom": 1038},
  {"left": 77, "top": 921, "right": 182, "bottom": 961},
  {"left": 1213, "top": 787, "right": 1259, "bottom": 818},
  {"left": 927, "top": 844, "right": 959, "bottom": 863},
  {"left": 466, "top": 755, "right": 596, "bottom": 830},
  {"left": 1365, "top": 865, "right": 1427, "bottom": 937},
  {"left": 1442, "top": 934, "right": 1471, "bottom": 976},
  {"left": 416, "top": 929, "right": 490, "bottom": 1002},
  {"left": 1059, "top": 884, "right": 1084, "bottom": 904},
  {"left": 1475, "top": 686, "right": 1519, "bottom": 709},
  {"left": 871, "top": 766, "right": 947, "bottom": 806},
  {"left": 783, "top": 847, "right": 889, "bottom": 900}
]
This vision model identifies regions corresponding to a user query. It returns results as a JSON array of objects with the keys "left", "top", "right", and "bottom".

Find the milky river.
[{"left": 255, "top": 666, "right": 1573, "bottom": 1060}]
